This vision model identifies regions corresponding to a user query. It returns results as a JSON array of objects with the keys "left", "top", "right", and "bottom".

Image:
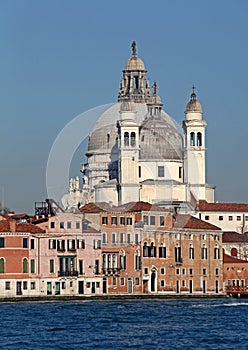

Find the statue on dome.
[{"left": 131, "top": 41, "right": 137, "bottom": 56}]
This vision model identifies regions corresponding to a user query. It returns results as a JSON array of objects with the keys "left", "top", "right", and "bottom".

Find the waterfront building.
[{"left": 223, "top": 253, "right": 248, "bottom": 296}]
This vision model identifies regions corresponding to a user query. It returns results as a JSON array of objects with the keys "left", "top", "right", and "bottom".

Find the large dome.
[
  {"left": 124, "top": 56, "right": 146, "bottom": 71},
  {"left": 87, "top": 102, "right": 182, "bottom": 159}
]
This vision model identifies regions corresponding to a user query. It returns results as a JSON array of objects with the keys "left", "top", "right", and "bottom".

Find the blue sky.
[{"left": 0, "top": 0, "right": 248, "bottom": 213}]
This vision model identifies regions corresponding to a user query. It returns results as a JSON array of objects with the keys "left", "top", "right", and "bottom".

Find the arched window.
[
  {"left": 189, "top": 244, "right": 194, "bottom": 259},
  {"left": 112, "top": 254, "right": 117, "bottom": 268},
  {"left": 102, "top": 254, "right": 106, "bottom": 269},
  {"left": 0, "top": 258, "right": 4, "bottom": 273},
  {"left": 120, "top": 249, "right": 126, "bottom": 270},
  {"left": 143, "top": 242, "right": 148, "bottom": 257},
  {"left": 190, "top": 132, "right": 195, "bottom": 146},
  {"left": 124, "top": 132, "right": 129, "bottom": 146},
  {"left": 23, "top": 258, "right": 28, "bottom": 273},
  {"left": 197, "top": 132, "right": 202, "bottom": 146},
  {"left": 150, "top": 242, "right": 156, "bottom": 257},
  {"left": 135, "top": 250, "right": 141, "bottom": 270},
  {"left": 201, "top": 246, "right": 208, "bottom": 259},
  {"left": 131, "top": 132, "right": 136, "bottom": 147},
  {"left": 107, "top": 254, "right": 111, "bottom": 269}
]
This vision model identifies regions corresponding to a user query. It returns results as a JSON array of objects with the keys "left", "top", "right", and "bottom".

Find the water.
[{"left": 0, "top": 299, "right": 247, "bottom": 349}]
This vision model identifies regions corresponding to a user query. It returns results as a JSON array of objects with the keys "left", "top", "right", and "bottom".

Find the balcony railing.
[
  {"left": 102, "top": 268, "right": 120, "bottom": 276},
  {"left": 58, "top": 270, "right": 78, "bottom": 277}
]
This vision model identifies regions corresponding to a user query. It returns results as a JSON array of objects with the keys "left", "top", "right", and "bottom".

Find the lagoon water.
[{"left": 0, "top": 299, "right": 247, "bottom": 349}]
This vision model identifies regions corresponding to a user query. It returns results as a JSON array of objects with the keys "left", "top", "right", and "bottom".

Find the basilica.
[{"left": 66, "top": 42, "right": 215, "bottom": 212}]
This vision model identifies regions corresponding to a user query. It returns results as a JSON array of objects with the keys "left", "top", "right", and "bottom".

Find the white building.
[{"left": 72, "top": 42, "right": 215, "bottom": 212}]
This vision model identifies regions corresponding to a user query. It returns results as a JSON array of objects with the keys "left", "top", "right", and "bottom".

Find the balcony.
[
  {"left": 175, "top": 258, "right": 183, "bottom": 266},
  {"left": 226, "top": 286, "right": 248, "bottom": 295},
  {"left": 102, "top": 268, "right": 120, "bottom": 276},
  {"left": 58, "top": 270, "right": 78, "bottom": 277}
]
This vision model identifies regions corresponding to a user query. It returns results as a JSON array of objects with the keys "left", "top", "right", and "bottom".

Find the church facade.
[{"left": 70, "top": 42, "right": 215, "bottom": 211}]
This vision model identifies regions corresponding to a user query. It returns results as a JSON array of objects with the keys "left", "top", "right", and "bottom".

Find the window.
[
  {"left": 102, "top": 233, "right": 107, "bottom": 244},
  {"left": 77, "top": 239, "right": 85, "bottom": 249},
  {"left": 5, "top": 282, "right": 10, "bottom": 290},
  {"left": 120, "top": 277, "right": 125, "bottom": 286},
  {"left": 237, "top": 216, "right": 241, "bottom": 221},
  {"left": 113, "top": 277, "right": 117, "bottom": 286},
  {"left": 23, "top": 238, "right": 28, "bottom": 248},
  {"left": 120, "top": 250, "right": 126, "bottom": 270},
  {"left": 219, "top": 216, "right": 223, "bottom": 221},
  {"left": 143, "top": 242, "right": 148, "bottom": 257},
  {"left": 111, "top": 216, "right": 117, "bottom": 225},
  {"left": 214, "top": 235, "right": 219, "bottom": 241},
  {"left": 0, "top": 238, "right": 5, "bottom": 248},
  {"left": 93, "top": 239, "right": 101, "bottom": 249},
  {"left": 150, "top": 216, "right": 155, "bottom": 225},
  {"left": 50, "top": 221, "right": 55, "bottom": 229},
  {"left": 214, "top": 247, "right": 220, "bottom": 259},
  {"left": 135, "top": 277, "right": 139, "bottom": 286},
  {"left": 182, "top": 280, "right": 186, "bottom": 287},
  {"left": 160, "top": 280, "right": 165, "bottom": 287},
  {"left": 23, "top": 281, "right": 27, "bottom": 290},
  {"left": 202, "top": 234, "right": 206, "bottom": 240},
  {"left": 189, "top": 268, "right": 193, "bottom": 276},
  {"left": 131, "top": 132, "right": 136, "bottom": 147},
  {"left": 189, "top": 245, "right": 194, "bottom": 259},
  {"left": 179, "top": 166, "right": 182, "bottom": 179},
  {"left": 57, "top": 240, "right": 65, "bottom": 251},
  {"left": 86, "top": 282, "right": 91, "bottom": 288},
  {"left": 190, "top": 132, "right": 195, "bottom": 146},
  {"left": 127, "top": 233, "right": 131, "bottom": 244},
  {"left": 126, "top": 217, "right": 132, "bottom": 225},
  {"left": 176, "top": 268, "right": 180, "bottom": 275},
  {"left": 197, "top": 132, "right": 202, "bottom": 146},
  {"left": 215, "top": 268, "right": 219, "bottom": 276},
  {"left": 95, "top": 260, "right": 100, "bottom": 275},
  {"left": 96, "top": 282, "right": 100, "bottom": 288},
  {"left": 158, "top": 166, "right": 164, "bottom": 177},
  {"left": 160, "top": 216, "right": 164, "bottom": 226},
  {"left": 228, "top": 216, "right": 233, "bottom": 221},
  {"left": 135, "top": 251, "right": 141, "bottom": 270},
  {"left": 31, "top": 282, "right": 36, "bottom": 290},
  {"left": 49, "top": 239, "right": 56, "bottom": 249},
  {"left": 245, "top": 216, "right": 248, "bottom": 221},
  {"left": 175, "top": 247, "right": 182, "bottom": 263},
  {"left": 50, "top": 259, "right": 55, "bottom": 273},
  {"left": 150, "top": 243, "right": 156, "bottom": 257},
  {"left": 203, "top": 268, "right": 207, "bottom": 276},
  {"left": 135, "top": 234, "right": 139, "bottom": 244},
  {"left": 120, "top": 233, "right": 124, "bottom": 244},
  {"left": 30, "top": 259, "right": 35, "bottom": 274},
  {"left": 68, "top": 239, "right": 76, "bottom": 251},
  {"left": 76, "top": 221, "right": 80, "bottom": 229},
  {"left": 201, "top": 246, "right": 208, "bottom": 259},
  {"left": 120, "top": 217, "right": 125, "bottom": 225},
  {"left": 67, "top": 222, "right": 71, "bottom": 229},
  {"left": 62, "top": 282, "right": 66, "bottom": 289},
  {"left": 205, "top": 216, "right": 209, "bottom": 221},
  {"left": 161, "top": 268, "right": 165, "bottom": 275},
  {"left": 60, "top": 222, "right": 64, "bottom": 229},
  {"left": 138, "top": 166, "right": 142, "bottom": 178},
  {"left": 231, "top": 247, "right": 237, "bottom": 257},
  {"left": 23, "top": 258, "right": 28, "bottom": 273},
  {"left": 0, "top": 258, "right": 4, "bottom": 273},
  {"left": 30, "top": 239, "right": 35, "bottom": 249},
  {"left": 143, "top": 215, "right": 148, "bottom": 225},
  {"left": 188, "top": 234, "right": 193, "bottom": 240},
  {"left": 79, "top": 260, "right": 84, "bottom": 275},
  {"left": 159, "top": 246, "right": 166, "bottom": 258},
  {"left": 102, "top": 216, "right": 108, "bottom": 225},
  {"left": 144, "top": 267, "right": 149, "bottom": 275},
  {"left": 124, "top": 132, "right": 129, "bottom": 146},
  {"left": 182, "top": 269, "right": 186, "bottom": 275},
  {"left": 112, "top": 233, "right": 116, "bottom": 244}
]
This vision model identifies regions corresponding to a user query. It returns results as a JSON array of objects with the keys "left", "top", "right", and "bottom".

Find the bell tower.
[{"left": 182, "top": 87, "right": 208, "bottom": 201}]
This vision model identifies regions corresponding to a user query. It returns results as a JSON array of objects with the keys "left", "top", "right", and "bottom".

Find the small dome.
[
  {"left": 124, "top": 56, "right": 145, "bottom": 71},
  {"left": 185, "top": 92, "right": 203, "bottom": 114},
  {"left": 120, "top": 101, "right": 136, "bottom": 112}
]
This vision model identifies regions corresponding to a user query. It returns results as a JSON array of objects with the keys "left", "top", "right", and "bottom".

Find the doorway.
[
  {"left": 78, "top": 281, "right": 84, "bottom": 294},
  {"left": 16, "top": 282, "right": 22, "bottom": 295},
  {"left": 128, "top": 278, "right": 132, "bottom": 293}
]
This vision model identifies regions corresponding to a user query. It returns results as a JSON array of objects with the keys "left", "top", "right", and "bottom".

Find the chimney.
[{"left": 9, "top": 220, "right": 16, "bottom": 232}]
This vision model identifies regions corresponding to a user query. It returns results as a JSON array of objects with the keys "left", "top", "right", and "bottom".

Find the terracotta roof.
[
  {"left": 222, "top": 231, "right": 248, "bottom": 243},
  {"left": 196, "top": 200, "right": 248, "bottom": 212},
  {"left": 80, "top": 201, "right": 168, "bottom": 214},
  {"left": 0, "top": 220, "right": 45, "bottom": 233},
  {"left": 223, "top": 253, "right": 248, "bottom": 264},
  {"left": 173, "top": 215, "right": 221, "bottom": 231}
]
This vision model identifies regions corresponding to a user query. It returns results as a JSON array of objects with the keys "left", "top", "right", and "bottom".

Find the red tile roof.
[
  {"left": 223, "top": 253, "right": 248, "bottom": 264},
  {"left": 80, "top": 201, "right": 168, "bottom": 214},
  {"left": 196, "top": 200, "right": 248, "bottom": 212},
  {"left": 173, "top": 215, "right": 221, "bottom": 231},
  {"left": 222, "top": 231, "right": 248, "bottom": 243},
  {"left": 0, "top": 220, "right": 45, "bottom": 233}
]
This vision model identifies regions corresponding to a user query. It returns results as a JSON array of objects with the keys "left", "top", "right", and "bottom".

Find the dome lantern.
[{"left": 185, "top": 85, "right": 203, "bottom": 121}]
